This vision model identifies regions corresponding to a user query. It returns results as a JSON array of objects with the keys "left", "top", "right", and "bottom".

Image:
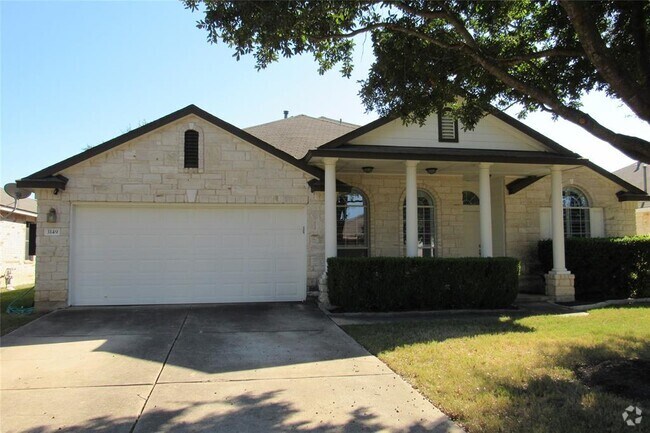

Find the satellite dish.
[{"left": 4, "top": 183, "right": 33, "bottom": 200}]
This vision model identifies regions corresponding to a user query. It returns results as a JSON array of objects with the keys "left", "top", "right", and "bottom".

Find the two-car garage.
[{"left": 69, "top": 205, "right": 307, "bottom": 306}]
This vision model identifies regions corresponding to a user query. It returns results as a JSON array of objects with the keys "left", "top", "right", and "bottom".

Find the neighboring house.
[
  {"left": 15, "top": 105, "right": 648, "bottom": 310},
  {"left": 0, "top": 190, "right": 37, "bottom": 289},
  {"left": 613, "top": 162, "right": 650, "bottom": 234}
]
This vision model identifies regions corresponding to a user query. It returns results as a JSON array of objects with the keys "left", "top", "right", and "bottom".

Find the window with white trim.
[
  {"left": 402, "top": 190, "right": 436, "bottom": 257},
  {"left": 337, "top": 188, "right": 369, "bottom": 257},
  {"left": 563, "top": 187, "right": 590, "bottom": 238}
]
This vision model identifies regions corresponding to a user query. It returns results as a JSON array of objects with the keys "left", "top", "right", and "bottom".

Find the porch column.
[
  {"left": 478, "top": 162, "right": 493, "bottom": 257},
  {"left": 324, "top": 157, "right": 338, "bottom": 268},
  {"left": 545, "top": 165, "right": 575, "bottom": 301},
  {"left": 550, "top": 165, "right": 566, "bottom": 272},
  {"left": 405, "top": 160, "right": 419, "bottom": 256}
]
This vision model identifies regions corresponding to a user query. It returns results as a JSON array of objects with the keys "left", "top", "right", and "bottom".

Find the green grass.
[
  {"left": 344, "top": 306, "right": 650, "bottom": 433},
  {"left": 1, "top": 285, "right": 41, "bottom": 336}
]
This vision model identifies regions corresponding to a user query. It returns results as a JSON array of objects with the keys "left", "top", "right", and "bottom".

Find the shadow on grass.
[
  {"left": 472, "top": 338, "right": 650, "bottom": 433},
  {"left": 20, "top": 390, "right": 452, "bottom": 433},
  {"left": 344, "top": 313, "right": 536, "bottom": 353}
]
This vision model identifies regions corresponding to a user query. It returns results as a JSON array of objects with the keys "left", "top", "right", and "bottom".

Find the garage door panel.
[{"left": 71, "top": 206, "right": 306, "bottom": 305}]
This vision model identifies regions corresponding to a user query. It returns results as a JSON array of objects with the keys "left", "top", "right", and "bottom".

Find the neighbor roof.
[
  {"left": 245, "top": 115, "right": 358, "bottom": 159},
  {"left": 0, "top": 190, "right": 37, "bottom": 215}
]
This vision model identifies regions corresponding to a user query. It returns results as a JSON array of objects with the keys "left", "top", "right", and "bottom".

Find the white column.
[
  {"left": 478, "top": 162, "right": 493, "bottom": 257},
  {"left": 324, "top": 158, "right": 338, "bottom": 267},
  {"left": 405, "top": 160, "right": 419, "bottom": 256},
  {"left": 550, "top": 165, "right": 567, "bottom": 272}
]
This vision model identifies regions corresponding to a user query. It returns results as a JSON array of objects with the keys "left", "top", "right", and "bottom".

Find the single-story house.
[
  {"left": 1, "top": 190, "right": 37, "bottom": 289},
  {"left": 613, "top": 162, "right": 650, "bottom": 234},
  {"left": 16, "top": 105, "right": 649, "bottom": 310}
]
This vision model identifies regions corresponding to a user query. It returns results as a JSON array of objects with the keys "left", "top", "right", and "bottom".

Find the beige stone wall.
[
  {"left": 33, "top": 115, "right": 320, "bottom": 310},
  {"left": 0, "top": 214, "right": 36, "bottom": 288},
  {"left": 636, "top": 209, "right": 650, "bottom": 235},
  {"left": 505, "top": 166, "right": 637, "bottom": 277},
  {"left": 336, "top": 174, "right": 464, "bottom": 258}
]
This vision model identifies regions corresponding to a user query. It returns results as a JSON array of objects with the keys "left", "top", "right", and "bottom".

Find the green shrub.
[
  {"left": 538, "top": 236, "right": 650, "bottom": 301},
  {"left": 327, "top": 257, "right": 520, "bottom": 312}
]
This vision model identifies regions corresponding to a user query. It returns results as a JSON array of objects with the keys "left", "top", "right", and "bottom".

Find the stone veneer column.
[{"left": 545, "top": 165, "right": 575, "bottom": 302}]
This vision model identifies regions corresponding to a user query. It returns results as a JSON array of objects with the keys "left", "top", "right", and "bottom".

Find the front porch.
[{"left": 311, "top": 155, "right": 579, "bottom": 302}]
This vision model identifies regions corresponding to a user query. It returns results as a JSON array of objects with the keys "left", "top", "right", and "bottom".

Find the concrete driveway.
[{"left": 1, "top": 303, "right": 461, "bottom": 433}]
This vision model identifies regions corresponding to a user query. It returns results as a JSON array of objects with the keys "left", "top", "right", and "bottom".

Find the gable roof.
[
  {"left": 16, "top": 105, "right": 323, "bottom": 189},
  {"left": 308, "top": 109, "right": 648, "bottom": 201},
  {"left": 316, "top": 108, "right": 578, "bottom": 157},
  {"left": 244, "top": 115, "right": 358, "bottom": 159}
]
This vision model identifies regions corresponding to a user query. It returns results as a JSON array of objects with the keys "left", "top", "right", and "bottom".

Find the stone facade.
[
  {"left": 505, "top": 166, "right": 637, "bottom": 292},
  {"left": 0, "top": 214, "right": 36, "bottom": 288},
  {"left": 34, "top": 115, "right": 321, "bottom": 310}
]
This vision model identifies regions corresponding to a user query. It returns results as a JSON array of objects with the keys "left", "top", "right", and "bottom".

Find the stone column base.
[
  {"left": 317, "top": 272, "right": 331, "bottom": 308},
  {"left": 545, "top": 271, "right": 575, "bottom": 302}
]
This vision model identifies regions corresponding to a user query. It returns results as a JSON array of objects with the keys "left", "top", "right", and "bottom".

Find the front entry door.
[{"left": 462, "top": 208, "right": 481, "bottom": 256}]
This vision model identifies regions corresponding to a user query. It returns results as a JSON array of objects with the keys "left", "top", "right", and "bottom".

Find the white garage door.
[{"left": 70, "top": 205, "right": 307, "bottom": 306}]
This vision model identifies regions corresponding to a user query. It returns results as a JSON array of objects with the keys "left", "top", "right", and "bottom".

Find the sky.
[{"left": 2, "top": 0, "right": 649, "bottom": 189}]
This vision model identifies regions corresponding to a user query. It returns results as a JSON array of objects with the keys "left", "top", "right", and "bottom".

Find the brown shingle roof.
[
  {"left": 1, "top": 189, "right": 36, "bottom": 214},
  {"left": 244, "top": 115, "right": 358, "bottom": 159}
]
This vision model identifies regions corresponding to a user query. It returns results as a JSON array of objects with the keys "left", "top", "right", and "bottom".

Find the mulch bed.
[{"left": 576, "top": 359, "right": 650, "bottom": 400}]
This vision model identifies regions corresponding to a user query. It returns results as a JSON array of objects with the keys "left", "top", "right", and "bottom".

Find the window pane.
[
  {"left": 562, "top": 187, "right": 590, "bottom": 238},
  {"left": 403, "top": 190, "right": 436, "bottom": 256},
  {"left": 337, "top": 189, "right": 368, "bottom": 249}
]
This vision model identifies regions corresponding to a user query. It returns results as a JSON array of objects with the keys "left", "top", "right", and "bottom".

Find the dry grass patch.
[{"left": 344, "top": 306, "right": 650, "bottom": 433}]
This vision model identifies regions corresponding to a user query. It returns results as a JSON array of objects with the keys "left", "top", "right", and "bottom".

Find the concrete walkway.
[{"left": 0, "top": 303, "right": 462, "bottom": 433}]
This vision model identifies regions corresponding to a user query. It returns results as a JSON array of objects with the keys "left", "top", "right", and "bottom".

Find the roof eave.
[{"left": 16, "top": 175, "right": 68, "bottom": 190}]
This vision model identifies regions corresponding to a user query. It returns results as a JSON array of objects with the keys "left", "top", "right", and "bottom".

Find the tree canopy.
[{"left": 183, "top": 0, "right": 650, "bottom": 162}]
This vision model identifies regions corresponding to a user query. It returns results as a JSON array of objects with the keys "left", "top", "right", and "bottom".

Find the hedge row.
[
  {"left": 327, "top": 257, "right": 520, "bottom": 312},
  {"left": 538, "top": 236, "right": 650, "bottom": 300}
]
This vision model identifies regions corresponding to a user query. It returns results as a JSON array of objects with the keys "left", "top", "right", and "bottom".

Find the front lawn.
[
  {"left": 1, "top": 286, "right": 41, "bottom": 336},
  {"left": 344, "top": 306, "right": 650, "bottom": 433}
]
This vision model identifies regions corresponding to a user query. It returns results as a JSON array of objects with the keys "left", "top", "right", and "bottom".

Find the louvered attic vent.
[
  {"left": 184, "top": 129, "right": 199, "bottom": 168},
  {"left": 437, "top": 110, "right": 459, "bottom": 143}
]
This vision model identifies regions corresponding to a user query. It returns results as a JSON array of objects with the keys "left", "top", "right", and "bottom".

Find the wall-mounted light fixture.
[
  {"left": 46, "top": 208, "right": 57, "bottom": 223},
  {"left": 425, "top": 167, "right": 438, "bottom": 175},
  {"left": 362, "top": 166, "right": 374, "bottom": 173}
]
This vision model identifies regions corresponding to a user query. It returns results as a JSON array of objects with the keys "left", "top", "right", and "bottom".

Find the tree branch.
[
  {"left": 560, "top": 0, "right": 650, "bottom": 123},
  {"left": 499, "top": 48, "right": 584, "bottom": 65}
]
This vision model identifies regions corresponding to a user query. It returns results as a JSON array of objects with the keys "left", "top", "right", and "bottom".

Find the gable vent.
[
  {"left": 184, "top": 130, "right": 199, "bottom": 168},
  {"left": 438, "top": 110, "right": 459, "bottom": 143}
]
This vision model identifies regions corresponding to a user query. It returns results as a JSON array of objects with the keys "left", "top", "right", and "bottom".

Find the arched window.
[
  {"left": 403, "top": 190, "right": 436, "bottom": 257},
  {"left": 563, "top": 187, "right": 590, "bottom": 238},
  {"left": 462, "top": 191, "right": 480, "bottom": 206},
  {"left": 184, "top": 130, "right": 199, "bottom": 168},
  {"left": 337, "top": 188, "right": 369, "bottom": 257}
]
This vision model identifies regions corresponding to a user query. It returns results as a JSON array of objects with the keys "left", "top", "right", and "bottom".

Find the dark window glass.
[
  {"left": 462, "top": 191, "right": 480, "bottom": 205},
  {"left": 562, "top": 187, "right": 590, "bottom": 238},
  {"left": 337, "top": 188, "right": 369, "bottom": 256}
]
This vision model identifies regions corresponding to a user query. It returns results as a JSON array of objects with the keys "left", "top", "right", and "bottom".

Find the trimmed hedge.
[
  {"left": 327, "top": 257, "right": 520, "bottom": 312},
  {"left": 538, "top": 236, "right": 650, "bottom": 301}
]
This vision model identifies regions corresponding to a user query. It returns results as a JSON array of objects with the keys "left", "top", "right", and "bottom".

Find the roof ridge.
[{"left": 316, "top": 116, "right": 358, "bottom": 128}]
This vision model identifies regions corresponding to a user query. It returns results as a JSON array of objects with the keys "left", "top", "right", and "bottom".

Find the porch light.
[
  {"left": 362, "top": 166, "right": 374, "bottom": 173},
  {"left": 47, "top": 208, "right": 57, "bottom": 223},
  {"left": 425, "top": 167, "right": 438, "bottom": 175}
]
